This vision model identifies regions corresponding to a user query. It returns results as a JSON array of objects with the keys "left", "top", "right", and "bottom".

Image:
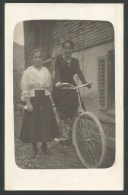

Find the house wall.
[
  {"left": 24, "top": 20, "right": 54, "bottom": 67},
  {"left": 51, "top": 20, "right": 114, "bottom": 57},
  {"left": 24, "top": 20, "right": 114, "bottom": 65},
  {"left": 72, "top": 41, "right": 114, "bottom": 121}
]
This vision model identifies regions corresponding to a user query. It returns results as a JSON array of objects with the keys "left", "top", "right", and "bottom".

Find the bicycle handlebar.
[{"left": 59, "top": 82, "right": 93, "bottom": 90}]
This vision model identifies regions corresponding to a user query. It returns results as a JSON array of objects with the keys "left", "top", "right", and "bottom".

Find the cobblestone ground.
[{"left": 15, "top": 111, "right": 115, "bottom": 169}]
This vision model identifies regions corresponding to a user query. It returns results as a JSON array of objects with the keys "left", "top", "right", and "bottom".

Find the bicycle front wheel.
[{"left": 73, "top": 112, "right": 106, "bottom": 168}]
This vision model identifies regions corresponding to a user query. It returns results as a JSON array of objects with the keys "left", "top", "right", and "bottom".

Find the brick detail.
[{"left": 51, "top": 20, "right": 114, "bottom": 57}]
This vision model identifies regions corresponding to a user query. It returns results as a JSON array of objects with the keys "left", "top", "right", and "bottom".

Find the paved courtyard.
[{"left": 15, "top": 110, "right": 115, "bottom": 169}]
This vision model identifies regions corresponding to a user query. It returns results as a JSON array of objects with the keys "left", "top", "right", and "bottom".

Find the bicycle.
[{"left": 57, "top": 82, "right": 106, "bottom": 168}]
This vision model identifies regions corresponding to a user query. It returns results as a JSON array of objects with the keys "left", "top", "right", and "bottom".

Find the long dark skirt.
[
  {"left": 20, "top": 90, "right": 59, "bottom": 143},
  {"left": 52, "top": 86, "right": 86, "bottom": 120},
  {"left": 52, "top": 87, "right": 79, "bottom": 120}
]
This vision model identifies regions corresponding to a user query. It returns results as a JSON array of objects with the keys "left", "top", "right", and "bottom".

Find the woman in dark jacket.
[{"left": 52, "top": 40, "right": 91, "bottom": 140}]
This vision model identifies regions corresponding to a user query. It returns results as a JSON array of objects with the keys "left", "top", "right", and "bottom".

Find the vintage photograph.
[{"left": 14, "top": 20, "right": 115, "bottom": 169}]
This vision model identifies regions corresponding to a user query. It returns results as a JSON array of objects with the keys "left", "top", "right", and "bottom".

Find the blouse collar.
[
  {"left": 62, "top": 55, "right": 72, "bottom": 64},
  {"left": 32, "top": 65, "right": 44, "bottom": 72}
]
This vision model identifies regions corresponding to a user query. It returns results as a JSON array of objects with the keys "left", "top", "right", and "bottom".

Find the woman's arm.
[
  {"left": 76, "top": 61, "right": 92, "bottom": 89},
  {"left": 21, "top": 70, "right": 33, "bottom": 111},
  {"left": 44, "top": 68, "right": 52, "bottom": 93},
  {"left": 76, "top": 60, "right": 87, "bottom": 84}
]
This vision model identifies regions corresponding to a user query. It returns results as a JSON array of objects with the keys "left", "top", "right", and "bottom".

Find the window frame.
[{"left": 97, "top": 55, "right": 108, "bottom": 110}]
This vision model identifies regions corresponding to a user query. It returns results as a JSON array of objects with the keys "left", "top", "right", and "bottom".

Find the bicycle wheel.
[{"left": 73, "top": 112, "right": 106, "bottom": 168}]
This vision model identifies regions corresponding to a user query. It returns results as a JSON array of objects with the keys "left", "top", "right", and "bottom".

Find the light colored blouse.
[{"left": 21, "top": 66, "right": 52, "bottom": 101}]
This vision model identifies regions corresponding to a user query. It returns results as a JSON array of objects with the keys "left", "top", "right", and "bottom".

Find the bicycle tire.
[{"left": 73, "top": 112, "right": 106, "bottom": 168}]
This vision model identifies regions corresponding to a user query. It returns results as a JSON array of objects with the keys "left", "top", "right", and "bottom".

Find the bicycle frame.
[
  {"left": 77, "top": 89, "right": 84, "bottom": 113},
  {"left": 57, "top": 82, "right": 106, "bottom": 168}
]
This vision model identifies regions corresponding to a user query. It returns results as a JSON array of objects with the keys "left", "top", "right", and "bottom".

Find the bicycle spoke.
[
  {"left": 80, "top": 127, "right": 98, "bottom": 165},
  {"left": 74, "top": 113, "right": 106, "bottom": 168}
]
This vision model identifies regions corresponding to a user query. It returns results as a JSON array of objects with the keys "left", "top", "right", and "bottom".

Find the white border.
[{"left": 5, "top": 3, "right": 124, "bottom": 190}]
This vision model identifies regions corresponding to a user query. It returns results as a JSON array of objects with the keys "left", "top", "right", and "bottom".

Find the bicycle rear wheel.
[{"left": 73, "top": 112, "right": 106, "bottom": 168}]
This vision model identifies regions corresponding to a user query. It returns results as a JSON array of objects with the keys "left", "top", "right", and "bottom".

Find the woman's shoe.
[
  {"left": 59, "top": 138, "right": 72, "bottom": 146},
  {"left": 54, "top": 137, "right": 61, "bottom": 142},
  {"left": 29, "top": 146, "right": 37, "bottom": 159},
  {"left": 41, "top": 143, "right": 51, "bottom": 155}
]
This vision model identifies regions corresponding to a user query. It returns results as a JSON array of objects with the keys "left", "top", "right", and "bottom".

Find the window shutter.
[
  {"left": 107, "top": 50, "right": 115, "bottom": 111},
  {"left": 97, "top": 56, "right": 108, "bottom": 110}
]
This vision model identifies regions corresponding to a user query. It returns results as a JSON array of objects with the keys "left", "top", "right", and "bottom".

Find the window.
[
  {"left": 97, "top": 50, "right": 115, "bottom": 112},
  {"left": 107, "top": 50, "right": 115, "bottom": 111},
  {"left": 97, "top": 56, "right": 108, "bottom": 110}
]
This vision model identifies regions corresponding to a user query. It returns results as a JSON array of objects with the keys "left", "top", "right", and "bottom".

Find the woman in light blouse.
[{"left": 20, "top": 49, "right": 59, "bottom": 159}]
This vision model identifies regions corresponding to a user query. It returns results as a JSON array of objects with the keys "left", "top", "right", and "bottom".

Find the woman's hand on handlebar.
[
  {"left": 55, "top": 82, "right": 62, "bottom": 88},
  {"left": 87, "top": 81, "right": 93, "bottom": 89}
]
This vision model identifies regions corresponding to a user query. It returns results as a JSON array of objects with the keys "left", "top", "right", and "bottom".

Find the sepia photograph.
[
  {"left": 5, "top": 3, "right": 123, "bottom": 190},
  {"left": 14, "top": 20, "right": 115, "bottom": 169}
]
